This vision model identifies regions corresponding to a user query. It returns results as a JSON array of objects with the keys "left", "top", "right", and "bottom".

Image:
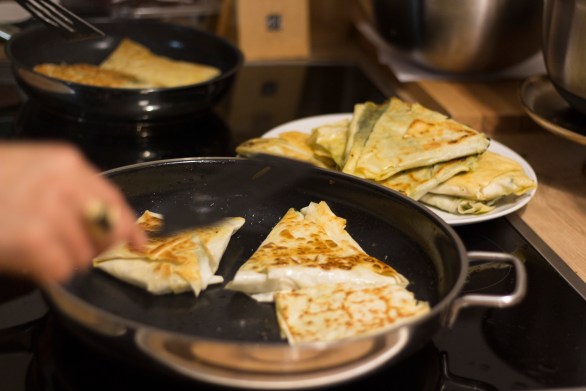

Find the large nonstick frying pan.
[
  {"left": 43, "top": 157, "right": 526, "bottom": 389},
  {"left": 2, "top": 20, "right": 243, "bottom": 120}
]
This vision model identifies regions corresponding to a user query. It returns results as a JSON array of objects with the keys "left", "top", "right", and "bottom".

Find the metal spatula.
[
  {"left": 14, "top": 0, "right": 105, "bottom": 40},
  {"left": 84, "top": 154, "right": 315, "bottom": 239}
]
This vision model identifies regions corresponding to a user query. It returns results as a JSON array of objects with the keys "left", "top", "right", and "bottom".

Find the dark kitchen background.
[{"left": 1, "top": 1, "right": 586, "bottom": 390}]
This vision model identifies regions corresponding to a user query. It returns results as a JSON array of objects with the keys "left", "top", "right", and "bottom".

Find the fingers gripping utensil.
[
  {"left": 83, "top": 200, "right": 118, "bottom": 244},
  {"left": 13, "top": 0, "right": 104, "bottom": 40}
]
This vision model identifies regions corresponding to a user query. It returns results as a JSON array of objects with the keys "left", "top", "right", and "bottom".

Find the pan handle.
[{"left": 445, "top": 251, "right": 527, "bottom": 328}]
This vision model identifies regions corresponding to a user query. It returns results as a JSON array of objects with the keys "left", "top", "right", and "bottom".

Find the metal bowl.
[
  {"left": 371, "top": 0, "right": 542, "bottom": 74},
  {"left": 543, "top": 0, "right": 586, "bottom": 116}
]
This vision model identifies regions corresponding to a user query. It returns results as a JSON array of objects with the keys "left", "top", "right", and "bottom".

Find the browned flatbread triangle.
[
  {"left": 236, "top": 131, "right": 332, "bottom": 168},
  {"left": 100, "top": 38, "right": 220, "bottom": 88},
  {"left": 275, "top": 283, "right": 430, "bottom": 344},
  {"left": 342, "top": 98, "right": 490, "bottom": 181},
  {"left": 94, "top": 211, "right": 244, "bottom": 295},
  {"left": 420, "top": 151, "right": 536, "bottom": 215},
  {"left": 226, "top": 201, "right": 408, "bottom": 302}
]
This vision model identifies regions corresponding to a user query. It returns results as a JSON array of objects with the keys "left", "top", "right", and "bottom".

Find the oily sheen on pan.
[{"left": 93, "top": 210, "right": 244, "bottom": 295}]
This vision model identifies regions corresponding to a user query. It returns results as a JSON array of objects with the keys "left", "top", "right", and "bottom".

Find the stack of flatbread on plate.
[
  {"left": 93, "top": 210, "right": 244, "bottom": 296},
  {"left": 236, "top": 97, "right": 536, "bottom": 215},
  {"left": 227, "top": 201, "right": 430, "bottom": 345}
]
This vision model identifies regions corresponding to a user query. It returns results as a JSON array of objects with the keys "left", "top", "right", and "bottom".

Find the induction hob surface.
[{"left": 1, "top": 63, "right": 586, "bottom": 391}]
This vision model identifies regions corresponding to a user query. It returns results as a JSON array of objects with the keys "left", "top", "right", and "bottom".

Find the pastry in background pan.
[
  {"left": 33, "top": 63, "right": 149, "bottom": 88},
  {"left": 33, "top": 38, "right": 221, "bottom": 89},
  {"left": 100, "top": 38, "right": 221, "bottom": 88},
  {"left": 93, "top": 210, "right": 244, "bottom": 296}
]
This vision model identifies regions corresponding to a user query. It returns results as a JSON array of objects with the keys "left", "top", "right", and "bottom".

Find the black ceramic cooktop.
[{"left": 1, "top": 62, "right": 586, "bottom": 391}]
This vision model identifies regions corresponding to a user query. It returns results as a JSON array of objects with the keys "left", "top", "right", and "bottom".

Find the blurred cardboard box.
[{"left": 235, "top": 0, "right": 310, "bottom": 60}]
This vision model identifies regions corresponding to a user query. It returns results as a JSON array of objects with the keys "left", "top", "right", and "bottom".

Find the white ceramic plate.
[{"left": 264, "top": 113, "right": 538, "bottom": 226}]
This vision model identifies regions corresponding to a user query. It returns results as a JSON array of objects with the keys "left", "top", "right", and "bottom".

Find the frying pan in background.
[
  {"left": 2, "top": 20, "right": 243, "bottom": 120},
  {"left": 43, "top": 157, "right": 526, "bottom": 389}
]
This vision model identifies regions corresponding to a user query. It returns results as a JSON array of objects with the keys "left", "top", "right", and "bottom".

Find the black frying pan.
[
  {"left": 3, "top": 20, "right": 243, "bottom": 120},
  {"left": 43, "top": 157, "right": 526, "bottom": 389}
]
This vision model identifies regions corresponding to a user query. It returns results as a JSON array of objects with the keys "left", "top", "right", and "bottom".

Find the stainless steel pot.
[
  {"left": 43, "top": 157, "right": 527, "bottom": 389},
  {"left": 372, "top": 0, "right": 543, "bottom": 74},
  {"left": 543, "top": 0, "right": 586, "bottom": 115}
]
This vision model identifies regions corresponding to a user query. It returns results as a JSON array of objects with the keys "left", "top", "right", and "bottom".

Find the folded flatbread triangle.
[
  {"left": 342, "top": 98, "right": 490, "bottom": 181},
  {"left": 420, "top": 151, "right": 537, "bottom": 214},
  {"left": 342, "top": 102, "right": 389, "bottom": 173},
  {"left": 379, "top": 155, "right": 479, "bottom": 201},
  {"left": 307, "top": 118, "right": 350, "bottom": 169},
  {"left": 101, "top": 38, "right": 221, "bottom": 88},
  {"left": 275, "top": 283, "right": 430, "bottom": 345},
  {"left": 235, "top": 131, "right": 332, "bottom": 168},
  {"left": 226, "top": 201, "right": 408, "bottom": 302},
  {"left": 94, "top": 210, "right": 245, "bottom": 295},
  {"left": 419, "top": 194, "right": 498, "bottom": 215}
]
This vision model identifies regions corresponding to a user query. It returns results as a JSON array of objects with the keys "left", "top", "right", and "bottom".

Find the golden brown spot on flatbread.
[
  {"left": 280, "top": 229, "right": 295, "bottom": 240},
  {"left": 137, "top": 211, "right": 164, "bottom": 232},
  {"left": 154, "top": 263, "right": 173, "bottom": 278}
]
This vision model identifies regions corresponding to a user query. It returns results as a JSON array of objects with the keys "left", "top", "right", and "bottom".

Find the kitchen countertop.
[{"left": 403, "top": 80, "right": 586, "bottom": 285}]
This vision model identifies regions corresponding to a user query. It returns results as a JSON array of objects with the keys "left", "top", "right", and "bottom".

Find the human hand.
[{"left": 0, "top": 142, "right": 147, "bottom": 285}]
